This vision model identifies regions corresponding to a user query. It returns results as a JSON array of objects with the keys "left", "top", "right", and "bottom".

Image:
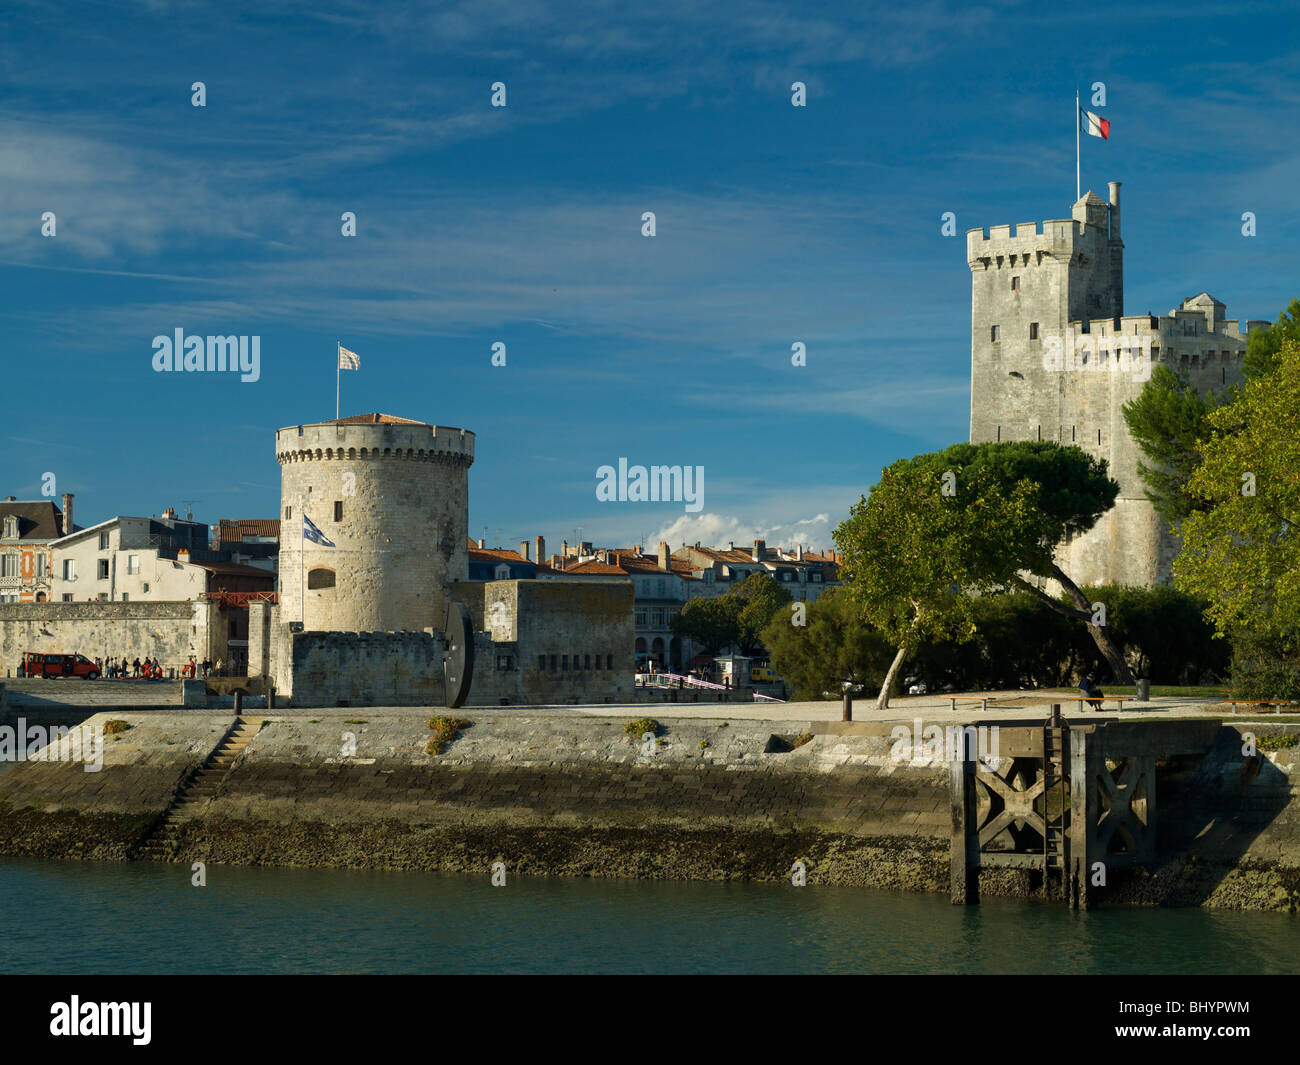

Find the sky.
[{"left": 3, "top": 0, "right": 1298, "bottom": 554}]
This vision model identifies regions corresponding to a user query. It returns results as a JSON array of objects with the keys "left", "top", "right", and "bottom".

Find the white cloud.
[{"left": 650, "top": 511, "right": 835, "bottom": 552}]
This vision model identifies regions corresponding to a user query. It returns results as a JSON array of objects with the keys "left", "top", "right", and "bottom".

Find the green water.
[{"left": 2, "top": 858, "right": 1298, "bottom": 974}]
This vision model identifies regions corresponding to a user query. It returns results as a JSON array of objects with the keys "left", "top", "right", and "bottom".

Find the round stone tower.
[{"left": 275, "top": 413, "right": 474, "bottom": 632}]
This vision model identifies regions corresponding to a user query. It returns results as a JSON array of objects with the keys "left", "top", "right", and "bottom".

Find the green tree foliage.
[
  {"left": 1121, "top": 365, "right": 1223, "bottom": 525},
  {"left": 735, "top": 572, "right": 793, "bottom": 654},
  {"left": 671, "top": 595, "right": 741, "bottom": 657},
  {"left": 834, "top": 452, "right": 1044, "bottom": 708},
  {"left": 931, "top": 441, "right": 1133, "bottom": 683},
  {"left": 836, "top": 440, "right": 1136, "bottom": 694},
  {"left": 1070, "top": 584, "right": 1228, "bottom": 684},
  {"left": 760, "top": 586, "right": 895, "bottom": 700},
  {"left": 1175, "top": 341, "right": 1300, "bottom": 654},
  {"left": 907, "top": 592, "right": 1081, "bottom": 691},
  {"left": 1244, "top": 297, "right": 1300, "bottom": 380},
  {"left": 670, "top": 572, "right": 792, "bottom": 658}
]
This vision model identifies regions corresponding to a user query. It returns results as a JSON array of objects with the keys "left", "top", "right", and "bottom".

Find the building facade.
[{"left": 0, "top": 494, "right": 74, "bottom": 603}]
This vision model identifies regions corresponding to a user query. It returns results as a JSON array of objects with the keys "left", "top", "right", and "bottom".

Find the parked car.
[{"left": 21, "top": 652, "right": 100, "bottom": 680}]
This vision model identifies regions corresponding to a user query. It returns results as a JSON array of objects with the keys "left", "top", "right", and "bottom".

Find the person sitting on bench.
[{"left": 1078, "top": 674, "right": 1105, "bottom": 708}]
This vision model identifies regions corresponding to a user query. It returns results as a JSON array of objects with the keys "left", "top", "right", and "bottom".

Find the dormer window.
[{"left": 2, "top": 516, "right": 16, "bottom": 539}]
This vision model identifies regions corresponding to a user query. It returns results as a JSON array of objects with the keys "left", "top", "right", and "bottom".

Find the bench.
[
  {"left": 1070, "top": 695, "right": 1130, "bottom": 712},
  {"left": 1218, "top": 699, "right": 1292, "bottom": 715},
  {"left": 948, "top": 696, "right": 990, "bottom": 712}
]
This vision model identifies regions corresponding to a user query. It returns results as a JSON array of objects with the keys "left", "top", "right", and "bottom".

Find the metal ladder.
[{"left": 1042, "top": 725, "right": 1069, "bottom": 897}]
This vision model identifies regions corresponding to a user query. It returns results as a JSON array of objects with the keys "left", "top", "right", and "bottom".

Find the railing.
[{"left": 638, "top": 671, "right": 730, "bottom": 691}]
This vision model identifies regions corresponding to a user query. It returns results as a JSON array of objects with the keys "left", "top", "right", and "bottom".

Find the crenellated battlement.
[
  {"left": 967, "top": 219, "right": 1096, "bottom": 269},
  {"left": 275, "top": 418, "right": 475, "bottom": 466}
]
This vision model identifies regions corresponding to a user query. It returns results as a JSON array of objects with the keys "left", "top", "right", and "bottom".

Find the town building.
[{"left": 0, "top": 493, "right": 75, "bottom": 603}]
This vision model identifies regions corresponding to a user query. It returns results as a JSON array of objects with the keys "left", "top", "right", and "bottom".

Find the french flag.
[{"left": 1080, "top": 108, "right": 1110, "bottom": 140}]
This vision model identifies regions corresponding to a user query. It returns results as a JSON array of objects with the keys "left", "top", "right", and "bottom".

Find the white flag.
[{"left": 338, "top": 344, "right": 360, "bottom": 370}]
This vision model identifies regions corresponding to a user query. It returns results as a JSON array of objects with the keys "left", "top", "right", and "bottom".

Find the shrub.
[
  {"left": 623, "top": 718, "right": 660, "bottom": 739},
  {"left": 791, "top": 732, "right": 814, "bottom": 749},
  {"left": 1257, "top": 733, "right": 1300, "bottom": 752},
  {"left": 426, "top": 716, "right": 470, "bottom": 755},
  {"left": 103, "top": 720, "right": 130, "bottom": 735}
]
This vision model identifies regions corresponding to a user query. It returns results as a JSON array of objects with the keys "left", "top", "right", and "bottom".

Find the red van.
[{"left": 20, "top": 652, "right": 100, "bottom": 680}]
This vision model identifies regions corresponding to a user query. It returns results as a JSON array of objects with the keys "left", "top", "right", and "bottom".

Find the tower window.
[
  {"left": 1011, "top": 276, "right": 1020, "bottom": 290},
  {"left": 990, "top": 325, "right": 1000, "bottom": 342},
  {"left": 1029, "top": 322, "right": 1039, "bottom": 340},
  {"left": 333, "top": 501, "right": 343, "bottom": 522},
  {"left": 284, "top": 505, "right": 292, "bottom": 520},
  {"left": 1098, "top": 429, "right": 1102, "bottom": 445},
  {"left": 307, "top": 568, "right": 336, "bottom": 589}
]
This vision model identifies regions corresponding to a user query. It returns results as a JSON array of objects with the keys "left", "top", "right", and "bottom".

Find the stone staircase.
[{"left": 131, "top": 716, "right": 262, "bottom": 861}]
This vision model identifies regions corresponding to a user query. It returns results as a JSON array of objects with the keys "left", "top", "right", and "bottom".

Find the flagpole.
[
  {"left": 1075, "top": 87, "right": 1081, "bottom": 203},
  {"left": 335, "top": 341, "right": 340, "bottom": 421}
]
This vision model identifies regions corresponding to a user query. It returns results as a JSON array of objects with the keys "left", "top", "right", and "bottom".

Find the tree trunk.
[
  {"left": 1011, "top": 569, "right": 1135, "bottom": 686},
  {"left": 877, "top": 645, "right": 909, "bottom": 711}
]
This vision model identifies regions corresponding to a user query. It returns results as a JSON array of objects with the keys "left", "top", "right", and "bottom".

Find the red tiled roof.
[
  {"left": 218, "top": 519, "right": 280, "bottom": 541},
  {"left": 197, "top": 561, "right": 276, "bottom": 578},
  {"left": 557, "top": 561, "right": 630, "bottom": 576},
  {"left": 327, "top": 413, "right": 430, "bottom": 426},
  {"left": 469, "top": 547, "right": 529, "bottom": 563}
]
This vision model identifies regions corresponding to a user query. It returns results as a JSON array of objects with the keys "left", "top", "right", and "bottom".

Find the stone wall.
[
  {"left": 3, "top": 712, "right": 1300, "bottom": 907},
  {"left": 0, "top": 601, "right": 226, "bottom": 677},
  {"left": 287, "top": 629, "right": 447, "bottom": 707},
  {"left": 486, "top": 579, "right": 635, "bottom": 704}
]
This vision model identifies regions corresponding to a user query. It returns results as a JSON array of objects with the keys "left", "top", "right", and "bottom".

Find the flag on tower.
[
  {"left": 1080, "top": 109, "right": 1110, "bottom": 140},
  {"left": 338, "top": 344, "right": 360, "bottom": 370},
  {"left": 303, "top": 514, "right": 336, "bottom": 547}
]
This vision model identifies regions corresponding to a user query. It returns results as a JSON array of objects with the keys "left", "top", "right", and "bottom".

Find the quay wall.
[{"left": 1, "top": 712, "right": 1298, "bottom": 909}]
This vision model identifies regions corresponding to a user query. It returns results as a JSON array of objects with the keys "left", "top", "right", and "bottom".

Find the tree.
[
  {"left": 735, "top": 572, "right": 792, "bottom": 654},
  {"left": 1244, "top": 297, "right": 1300, "bottom": 380},
  {"left": 671, "top": 595, "right": 741, "bottom": 657},
  {"left": 834, "top": 453, "right": 1043, "bottom": 708},
  {"left": 761, "top": 586, "right": 895, "bottom": 700},
  {"left": 1174, "top": 340, "right": 1300, "bottom": 649},
  {"left": 1120, "top": 299, "right": 1297, "bottom": 526},
  {"left": 936, "top": 441, "right": 1134, "bottom": 684},
  {"left": 1121, "top": 365, "right": 1224, "bottom": 526}
]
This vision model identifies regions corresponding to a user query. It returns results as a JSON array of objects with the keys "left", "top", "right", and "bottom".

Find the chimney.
[
  {"left": 61, "top": 493, "right": 74, "bottom": 536},
  {"left": 535, "top": 535, "right": 545, "bottom": 564},
  {"left": 658, "top": 541, "right": 670, "bottom": 570},
  {"left": 728, "top": 541, "right": 735, "bottom": 551},
  {"left": 520, "top": 540, "right": 530, "bottom": 561},
  {"left": 797, "top": 543, "right": 804, "bottom": 561},
  {"left": 477, "top": 538, "right": 485, "bottom": 549},
  {"left": 752, "top": 539, "right": 765, "bottom": 562},
  {"left": 162, "top": 507, "right": 175, "bottom": 520},
  {"left": 178, "top": 548, "right": 190, "bottom": 563},
  {"left": 562, "top": 539, "right": 568, "bottom": 558}
]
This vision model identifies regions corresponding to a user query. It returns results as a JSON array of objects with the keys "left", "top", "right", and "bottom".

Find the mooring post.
[
  {"left": 949, "top": 753, "right": 978, "bottom": 904},
  {"left": 1069, "top": 727, "right": 1098, "bottom": 910},
  {"left": 233, "top": 689, "right": 243, "bottom": 715},
  {"left": 842, "top": 691, "right": 852, "bottom": 721}
]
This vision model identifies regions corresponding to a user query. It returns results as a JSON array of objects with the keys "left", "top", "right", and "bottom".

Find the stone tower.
[
  {"left": 968, "top": 183, "right": 1263, "bottom": 588},
  {"left": 276, "top": 413, "right": 475, "bottom": 631}
]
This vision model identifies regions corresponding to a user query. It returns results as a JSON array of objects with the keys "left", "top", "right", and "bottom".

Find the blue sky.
[{"left": 3, "top": 0, "right": 1297, "bottom": 553}]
